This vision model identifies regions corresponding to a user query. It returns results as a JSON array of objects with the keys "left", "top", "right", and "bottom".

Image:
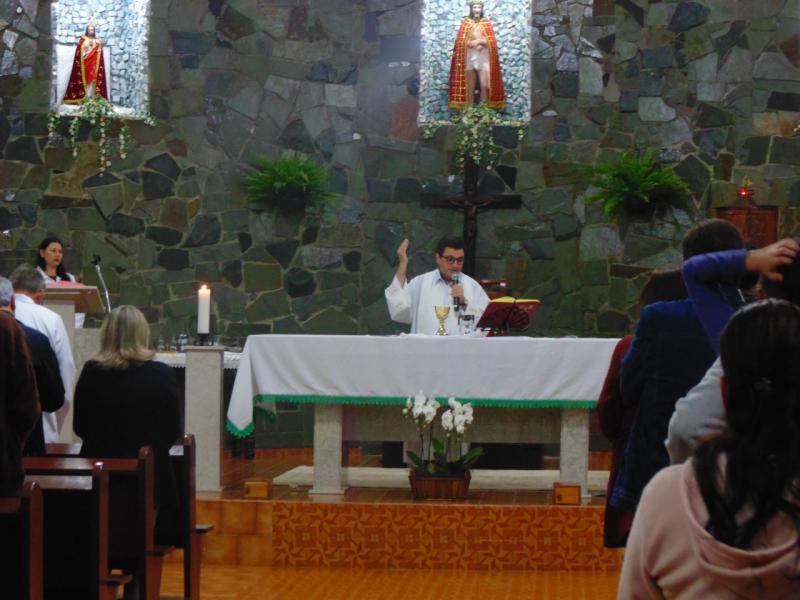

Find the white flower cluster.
[
  {"left": 441, "top": 398, "right": 474, "bottom": 435},
  {"left": 403, "top": 392, "right": 440, "bottom": 426}
]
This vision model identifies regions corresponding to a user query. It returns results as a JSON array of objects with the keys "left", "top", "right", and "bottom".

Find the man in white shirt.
[
  {"left": 385, "top": 235, "right": 490, "bottom": 334},
  {"left": 9, "top": 264, "right": 76, "bottom": 443}
]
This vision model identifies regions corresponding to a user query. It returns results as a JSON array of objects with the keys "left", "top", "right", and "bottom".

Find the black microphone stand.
[{"left": 91, "top": 255, "right": 112, "bottom": 314}]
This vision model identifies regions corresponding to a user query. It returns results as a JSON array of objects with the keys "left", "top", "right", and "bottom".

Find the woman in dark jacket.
[
  {"left": 596, "top": 269, "right": 688, "bottom": 547},
  {"left": 73, "top": 305, "right": 181, "bottom": 511}
]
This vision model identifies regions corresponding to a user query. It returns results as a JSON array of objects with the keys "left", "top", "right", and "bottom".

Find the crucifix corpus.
[{"left": 421, "top": 158, "right": 520, "bottom": 277}]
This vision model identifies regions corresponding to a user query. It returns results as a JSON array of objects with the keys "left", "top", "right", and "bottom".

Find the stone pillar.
[
  {"left": 559, "top": 408, "right": 590, "bottom": 498},
  {"left": 64, "top": 328, "right": 101, "bottom": 443},
  {"left": 310, "top": 404, "right": 345, "bottom": 496},
  {"left": 185, "top": 346, "right": 224, "bottom": 492}
]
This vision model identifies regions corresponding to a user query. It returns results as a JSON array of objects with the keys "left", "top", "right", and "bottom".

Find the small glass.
[
  {"left": 177, "top": 333, "right": 189, "bottom": 352},
  {"left": 459, "top": 314, "right": 475, "bottom": 336}
]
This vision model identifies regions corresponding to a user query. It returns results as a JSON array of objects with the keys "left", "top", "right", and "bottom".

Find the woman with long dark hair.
[
  {"left": 619, "top": 299, "right": 800, "bottom": 598},
  {"left": 36, "top": 236, "right": 75, "bottom": 283}
]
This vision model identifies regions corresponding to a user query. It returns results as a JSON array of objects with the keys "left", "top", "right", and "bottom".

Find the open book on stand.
[{"left": 476, "top": 296, "right": 541, "bottom": 336}]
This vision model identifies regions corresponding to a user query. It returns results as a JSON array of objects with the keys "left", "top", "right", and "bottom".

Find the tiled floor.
[{"left": 160, "top": 563, "right": 621, "bottom": 599}]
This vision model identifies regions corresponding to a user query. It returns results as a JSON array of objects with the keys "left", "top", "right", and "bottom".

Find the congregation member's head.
[
  {"left": 0, "top": 275, "right": 15, "bottom": 312},
  {"left": 95, "top": 305, "right": 154, "bottom": 369},
  {"left": 9, "top": 264, "right": 46, "bottom": 304},
  {"left": 681, "top": 219, "right": 744, "bottom": 260},
  {"left": 637, "top": 268, "right": 688, "bottom": 311},
  {"left": 695, "top": 299, "right": 800, "bottom": 549},
  {"left": 761, "top": 252, "right": 800, "bottom": 307},
  {"left": 435, "top": 235, "right": 466, "bottom": 280}
]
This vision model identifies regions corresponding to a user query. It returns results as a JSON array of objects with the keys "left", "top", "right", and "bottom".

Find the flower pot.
[
  {"left": 622, "top": 195, "right": 651, "bottom": 215},
  {"left": 277, "top": 194, "right": 309, "bottom": 213},
  {"left": 408, "top": 470, "right": 471, "bottom": 500}
]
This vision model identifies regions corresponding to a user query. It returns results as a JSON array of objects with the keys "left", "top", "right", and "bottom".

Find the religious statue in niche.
[
  {"left": 62, "top": 21, "right": 109, "bottom": 104},
  {"left": 448, "top": 1, "right": 505, "bottom": 110}
]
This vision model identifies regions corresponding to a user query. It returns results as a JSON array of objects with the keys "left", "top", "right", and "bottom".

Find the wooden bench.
[
  {"left": 0, "top": 481, "right": 44, "bottom": 600},
  {"left": 25, "top": 449, "right": 166, "bottom": 600},
  {"left": 24, "top": 464, "right": 130, "bottom": 600},
  {"left": 164, "top": 435, "right": 214, "bottom": 600},
  {"left": 45, "top": 434, "right": 214, "bottom": 600}
]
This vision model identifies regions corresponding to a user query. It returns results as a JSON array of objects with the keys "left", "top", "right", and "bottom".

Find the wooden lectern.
[{"left": 43, "top": 285, "right": 105, "bottom": 347}]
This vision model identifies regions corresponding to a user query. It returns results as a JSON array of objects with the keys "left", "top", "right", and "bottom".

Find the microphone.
[{"left": 452, "top": 273, "right": 461, "bottom": 312}]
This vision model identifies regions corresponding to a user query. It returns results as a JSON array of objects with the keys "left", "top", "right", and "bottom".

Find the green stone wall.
[{"left": 1, "top": 0, "right": 799, "bottom": 344}]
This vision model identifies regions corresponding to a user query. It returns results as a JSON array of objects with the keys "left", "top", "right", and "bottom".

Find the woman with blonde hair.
[{"left": 73, "top": 305, "right": 181, "bottom": 511}]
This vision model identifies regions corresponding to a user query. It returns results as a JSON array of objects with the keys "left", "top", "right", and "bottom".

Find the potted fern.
[
  {"left": 243, "top": 155, "right": 329, "bottom": 213},
  {"left": 586, "top": 151, "right": 688, "bottom": 219}
]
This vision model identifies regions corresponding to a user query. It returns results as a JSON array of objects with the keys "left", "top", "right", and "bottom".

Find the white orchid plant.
[{"left": 402, "top": 393, "right": 483, "bottom": 477}]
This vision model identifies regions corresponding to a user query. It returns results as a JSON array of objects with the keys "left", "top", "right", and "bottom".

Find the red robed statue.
[
  {"left": 63, "top": 23, "right": 108, "bottom": 104},
  {"left": 448, "top": 1, "right": 505, "bottom": 110}
]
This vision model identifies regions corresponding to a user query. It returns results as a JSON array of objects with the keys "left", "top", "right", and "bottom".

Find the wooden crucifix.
[{"left": 421, "top": 157, "right": 521, "bottom": 277}]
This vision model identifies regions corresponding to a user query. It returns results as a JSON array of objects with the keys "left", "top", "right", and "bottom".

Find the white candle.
[{"left": 197, "top": 284, "right": 211, "bottom": 334}]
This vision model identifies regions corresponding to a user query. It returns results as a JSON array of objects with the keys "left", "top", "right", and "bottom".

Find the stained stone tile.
[
  {"left": 668, "top": 2, "right": 710, "bottom": 32},
  {"left": 769, "top": 137, "right": 800, "bottom": 166},
  {"left": 638, "top": 97, "right": 676, "bottom": 122},
  {"left": 753, "top": 52, "right": 800, "bottom": 81},
  {"left": 184, "top": 215, "right": 222, "bottom": 247},
  {"left": 106, "top": 213, "right": 145, "bottom": 237}
]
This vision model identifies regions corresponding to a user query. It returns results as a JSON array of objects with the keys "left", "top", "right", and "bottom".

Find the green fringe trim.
[
  {"left": 251, "top": 394, "right": 596, "bottom": 410},
  {"left": 226, "top": 418, "right": 254, "bottom": 438},
  {"left": 254, "top": 403, "right": 278, "bottom": 422}
]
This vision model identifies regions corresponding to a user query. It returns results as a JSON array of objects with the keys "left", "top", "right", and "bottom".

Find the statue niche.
[
  {"left": 418, "top": 0, "right": 530, "bottom": 124},
  {"left": 52, "top": 0, "right": 151, "bottom": 116},
  {"left": 448, "top": 1, "right": 505, "bottom": 110}
]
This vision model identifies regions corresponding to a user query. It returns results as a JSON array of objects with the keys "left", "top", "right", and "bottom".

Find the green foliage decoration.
[
  {"left": 243, "top": 155, "right": 330, "bottom": 212},
  {"left": 422, "top": 104, "right": 525, "bottom": 171},
  {"left": 47, "top": 96, "right": 156, "bottom": 173},
  {"left": 586, "top": 151, "right": 689, "bottom": 218}
]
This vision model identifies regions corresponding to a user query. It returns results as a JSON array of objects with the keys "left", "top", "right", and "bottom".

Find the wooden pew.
[
  {"left": 0, "top": 481, "right": 44, "bottom": 600},
  {"left": 163, "top": 435, "right": 214, "bottom": 600},
  {"left": 45, "top": 435, "right": 213, "bottom": 600},
  {"left": 25, "top": 464, "right": 130, "bottom": 600},
  {"left": 25, "top": 449, "right": 166, "bottom": 600}
]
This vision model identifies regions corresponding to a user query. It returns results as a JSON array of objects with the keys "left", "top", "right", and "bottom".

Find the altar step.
[
  {"left": 272, "top": 466, "right": 610, "bottom": 492},
  {"left": 186, "top": 481, "right": 621, "bottom": 571}
]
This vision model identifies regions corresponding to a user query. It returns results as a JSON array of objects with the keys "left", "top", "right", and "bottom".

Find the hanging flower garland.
[
  {"left": 422, "top": 104, "right": 525, "bottom": 171},
  {"left": 47, "top": 96, "right": 156, "bottom": 172}
]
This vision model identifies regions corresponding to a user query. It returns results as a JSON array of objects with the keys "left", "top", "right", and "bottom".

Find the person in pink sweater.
[{"left": 619, "top": 299, "right": 800, "bottom": 599}]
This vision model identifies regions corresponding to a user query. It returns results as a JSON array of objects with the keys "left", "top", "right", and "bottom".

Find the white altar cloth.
[{"left": 227, "top": 334, "right": 619, "bottom": 436}]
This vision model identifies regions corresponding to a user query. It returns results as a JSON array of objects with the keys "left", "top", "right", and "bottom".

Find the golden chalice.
[{"left": 434, "top": 305, "right": 450, "bottom": 336}]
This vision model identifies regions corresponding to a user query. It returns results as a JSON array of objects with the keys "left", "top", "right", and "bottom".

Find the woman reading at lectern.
[{"left": 35, "top": 236, "right": 85, "bottom": 328}]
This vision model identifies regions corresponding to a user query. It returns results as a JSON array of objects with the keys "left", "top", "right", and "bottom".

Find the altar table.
[{"left": 227, "top": 335, "right": 619, "bottom": 495}]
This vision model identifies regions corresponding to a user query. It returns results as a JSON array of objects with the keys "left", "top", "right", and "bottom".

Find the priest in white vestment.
[{"left": 385, "top": 235, "right": 490, "bottom": 335}]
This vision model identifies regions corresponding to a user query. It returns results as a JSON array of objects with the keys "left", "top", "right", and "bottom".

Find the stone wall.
[{"left": 0, "top": 0, "right": 799, "bottom": 345}]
